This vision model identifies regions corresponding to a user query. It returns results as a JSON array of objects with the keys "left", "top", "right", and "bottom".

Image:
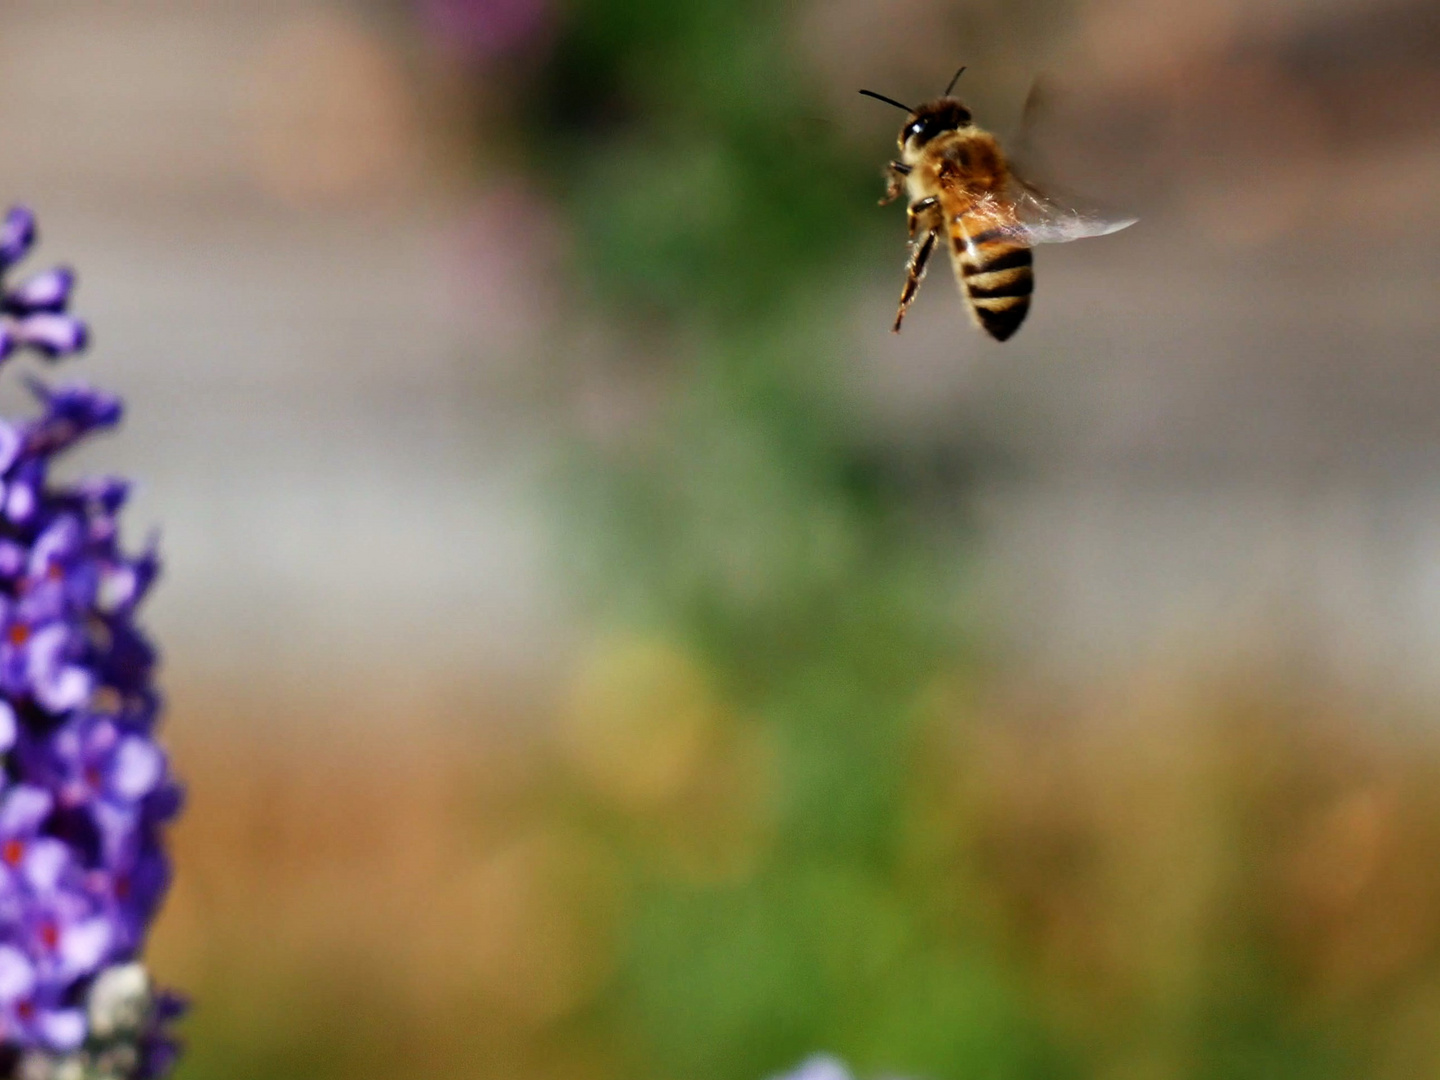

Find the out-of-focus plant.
[
  {"left": 0, "top": 207, "right": 183, "bottom": 1079},
  {"left": 467, "top": 3, "right": 1072, "bottom": 1080},
  {"left": 522, "top": 2, "right": 886, "bottom": 326}
]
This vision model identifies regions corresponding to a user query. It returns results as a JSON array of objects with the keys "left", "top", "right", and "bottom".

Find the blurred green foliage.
[
  {"left": 526, "top": 0, "right": 889, "bottom": 326},
  {"left": 522, "top": 2, "right": 1074, "bottom": 1079}
]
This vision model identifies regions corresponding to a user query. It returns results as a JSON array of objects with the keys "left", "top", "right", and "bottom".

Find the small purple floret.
[
  {"left": 0, "top": 213, "right": 84, "bottom": 366},
  {"left": 5, "top": 270, "right": 74, "bottom": 315},
  {"left": 0, "top": 210, "right": 36, "bottom": 271}
]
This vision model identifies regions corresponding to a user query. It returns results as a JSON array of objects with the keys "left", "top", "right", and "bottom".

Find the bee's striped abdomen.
[{"left": 952, "top": 222, "right": 1033, "bottom": 342}]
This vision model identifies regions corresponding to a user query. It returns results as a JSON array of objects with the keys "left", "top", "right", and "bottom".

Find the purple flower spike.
[{"left": 0, "top": 207, "right": 182, "bottom": 1076}]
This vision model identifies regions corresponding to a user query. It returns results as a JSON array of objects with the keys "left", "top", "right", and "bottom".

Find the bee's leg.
[
  {"left": 880, "top": 162, "right": 911, "bottom": 205},
  {"left": 893, "top": 226, "right": 938, "bottom": 333},
  {"left": 906, "top": 195, "right": 939, "bottom": 239}
]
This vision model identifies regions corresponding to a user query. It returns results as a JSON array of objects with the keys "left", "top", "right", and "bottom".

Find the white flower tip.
[
  {"left": 774, "top": 1056, "right": 855, "bottom": 1080},
  {"left": 88, "top": 962, "right": 151, "bottom": 1039}
]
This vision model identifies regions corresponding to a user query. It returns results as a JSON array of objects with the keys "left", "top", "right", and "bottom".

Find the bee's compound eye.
[{"left": 906, "top": 120, "right": 928, "bottom": 142}]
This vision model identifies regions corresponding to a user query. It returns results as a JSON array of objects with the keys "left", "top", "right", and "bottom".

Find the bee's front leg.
[
  {"left": 893, "top": 226, "right": 938, "bottom": 333},
  {"left": 880, "top": 161, "right": 910, "bottom": 205}
]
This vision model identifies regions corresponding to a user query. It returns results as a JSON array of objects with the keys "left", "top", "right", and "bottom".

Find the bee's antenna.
[
  {"left": 859, "top": 89, "right": 913, "bottom": 113},
  {"left": 944, "top": 66, "right": 968, "bottom": 95}
]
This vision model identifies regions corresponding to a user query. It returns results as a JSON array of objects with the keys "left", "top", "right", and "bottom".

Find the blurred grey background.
[
  {"left": 0, "top": 2, "right": 562, "bottom": 720},
  {"left": 4, "top": 0, "right": 1433, "bottom": 709}
]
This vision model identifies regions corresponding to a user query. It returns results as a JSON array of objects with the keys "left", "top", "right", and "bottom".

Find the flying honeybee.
[{"left": 863, "top": 68, "right": 1135, "bottom": 341}]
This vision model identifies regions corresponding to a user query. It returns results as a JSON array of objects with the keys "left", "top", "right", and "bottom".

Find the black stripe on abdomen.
[
  {"left": 963, "top": 245, "right": 1032, "bottom": 276},
  {"left": 968, "top": 272, "right": 1034, "bottom": 299}
]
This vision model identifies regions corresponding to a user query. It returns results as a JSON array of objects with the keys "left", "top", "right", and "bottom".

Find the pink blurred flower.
[{"left": 418, "top": 0, "right": 551, "bottom": 61}]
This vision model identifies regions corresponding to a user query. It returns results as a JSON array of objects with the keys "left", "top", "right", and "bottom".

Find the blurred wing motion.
[
  {"left": 967, "top": 178, "right": 1136, "bottom": 247},
  {"left": 1003, "top": 77, "right": 1137, "bottom": 244}
]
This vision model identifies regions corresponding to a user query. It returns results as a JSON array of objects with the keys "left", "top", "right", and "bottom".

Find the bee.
[{"left": 862, "top": 68, "right": 1135, "bottom": 341}]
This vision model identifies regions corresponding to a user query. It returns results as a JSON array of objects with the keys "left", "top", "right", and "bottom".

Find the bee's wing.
[
  {"left": 1001, "top": 79, "right": 1137, "bottom": 245},
  {"left": 1000, "top": 175, "right": 1137, "bottom": 246}
]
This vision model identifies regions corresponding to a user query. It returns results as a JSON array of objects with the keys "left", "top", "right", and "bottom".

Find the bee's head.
[
  {"left": 899, "top": 99, "right": 973, "bottom": 152},
  {"left": 861, "top": 67, "right": 973, "bottom": 157}
]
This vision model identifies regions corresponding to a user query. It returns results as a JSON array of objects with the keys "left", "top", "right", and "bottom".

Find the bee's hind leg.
[
  {"left": 893, "top": 226, "right": 938, "bottom": 333},
  {"left": 893, "top": 195, "right": 942, "bottom": 332}
]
